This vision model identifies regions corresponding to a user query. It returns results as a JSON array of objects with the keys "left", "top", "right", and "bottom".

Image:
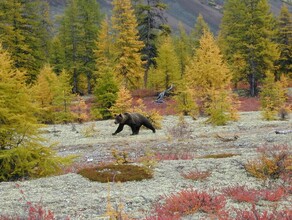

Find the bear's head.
[{"left": 114, "top": 113, "right": 125, "bottom": 124}]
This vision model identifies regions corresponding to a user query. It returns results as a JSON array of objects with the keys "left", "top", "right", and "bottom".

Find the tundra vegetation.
[{"left": 0, "top": 0, "right": 291, "bottom": 219}]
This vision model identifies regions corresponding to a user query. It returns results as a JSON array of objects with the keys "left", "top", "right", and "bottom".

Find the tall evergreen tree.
[
  {"left": 174, "top": 22, "right": 192, "bottom": 77},
  {"left": 57, "top": 0, "right": 102, "bottom": 94},
  {"left": 275, "top": 4, "right": 292, "bottom": 79},
  {"left": 54, "top": 70, "right": 75, "bottom": 123},
  {"left": 132, "top": 0, "right": 169, "bottom": 87},
  {"left": 30, "top": 64, "right": 59, "bottom": 124},
  {"left": 0, "top": 0, "right": 52, "bottom": 83},
  {"left": 50, "top": 36, "right": 66, "bottom": 75},
  {"left": 190, "top": 14, "right": 210, "bottom": 54},
  {"left": 93, "top": 18, "right": 119, "bottom": 119},
  {"left": 95, "top": 17, "right": 114, "bottom": 77},
  {"left": 219, "top": 0, "right": 279, "bottom": 96},
  {"left": 0, "top": 43, "right": 38, "bottom": 149},
  {"left": 148, "top": 36, "right": 180, "bottom": 90},
  {"left": 111, "top": 0, "right": 145, "bottom": 89},
  {"left": 185, "top": 31, "right": 236, "bottom": 125}
]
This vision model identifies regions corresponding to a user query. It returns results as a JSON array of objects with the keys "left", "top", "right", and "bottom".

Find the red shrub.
[
  {"left": 259, "top": 187, "right": 286, "bottom": 202},
  {"left": 223, "top": 185, "right": 261, "bottom": 203},
  {"left": 145, "top": 189, "right": 226, "bottom": 219},
  {"left": 223, "top": 185, "right": 288, "bottom": 204},
  {"left": 234, "top": 204, "right": 292, "bottom": 220},
  {"left": 26, "top": 202, "right": 56, "bottom": 220}
]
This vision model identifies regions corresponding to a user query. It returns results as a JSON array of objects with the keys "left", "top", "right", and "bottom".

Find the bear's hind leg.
[
  {"left": 131, "top": 125, "right": 140, "bottom": 135},
  {"left": 143, "top": 121, "right": 156, "bottom": 133}
]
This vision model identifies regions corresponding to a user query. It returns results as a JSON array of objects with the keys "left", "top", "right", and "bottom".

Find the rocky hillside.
[{"left": 47, "top": 0, "right": 291, "bottom": 33}]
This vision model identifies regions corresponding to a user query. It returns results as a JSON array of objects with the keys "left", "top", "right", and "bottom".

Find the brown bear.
[{"left": 112, "top": 112, "right": 156, "bottom": 135}]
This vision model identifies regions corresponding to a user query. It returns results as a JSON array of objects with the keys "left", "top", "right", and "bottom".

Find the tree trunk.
[
  {"left": 72, "top": 68, "right": 78, "bottom": 94},
  {"left": 87, "top": 72, "right": 91, "bottom": 94},
  {"left": 249, "top": 73, "right": 256, "bottom": 97}
]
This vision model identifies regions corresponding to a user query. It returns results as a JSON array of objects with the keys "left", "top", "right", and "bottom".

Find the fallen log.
[
  {"left": 215, "top": 134, "right": 239, "bottom": 142},
  {"left": 275, "top": 130, "right": 292, "bottom": 134}
]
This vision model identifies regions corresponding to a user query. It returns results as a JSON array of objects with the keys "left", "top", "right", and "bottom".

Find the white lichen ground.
[{"left": 0, "top": 111, "right": 291, "bottom": 219}]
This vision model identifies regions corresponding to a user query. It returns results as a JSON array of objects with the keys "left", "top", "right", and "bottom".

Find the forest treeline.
[{"left": 0, "top": 0, "right": 291, "bottom": 180}]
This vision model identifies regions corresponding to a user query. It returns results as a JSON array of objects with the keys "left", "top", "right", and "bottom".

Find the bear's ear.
[{"left": 118, "top": 113, "right": 123, "bottom": 118}]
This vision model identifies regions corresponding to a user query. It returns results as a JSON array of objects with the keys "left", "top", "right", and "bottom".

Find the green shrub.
[
  {"left": 260, "top": 71, "right": 288, "bottom": 120},
  {"left": 78, "top": 164, "right": 153, "bottom": 182},
  {"left": 0, "top": 144, "right": 74, "bottom": 181}
]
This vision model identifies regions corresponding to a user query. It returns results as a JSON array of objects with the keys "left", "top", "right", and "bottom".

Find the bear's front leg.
[{"left": 112, "top": 124, "right": 124, "bottom": 135}]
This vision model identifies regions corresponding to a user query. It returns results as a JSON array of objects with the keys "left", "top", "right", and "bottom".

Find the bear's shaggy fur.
[{"left": 112, "top": 113, "right": 156, "bottom": 135}]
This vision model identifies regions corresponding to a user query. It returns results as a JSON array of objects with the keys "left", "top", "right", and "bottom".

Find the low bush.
[
  {"left": 78, "top": 164, "right": 153, "bottom": 182},
  {"left": 244, "top": 145, "right": 290, "bottom": 180},
  {"left": 0, "top": 145, "right": 74, "bottom": 182},
  {"left": 234, "top": 204, "right": 291, "bottom": 220},
  {"left": 145, "top": 189, "right": 226, "bottom": 219},
  {"left": 223, "top": 185, "right": 261, "bottom": 203},
  {"left": 167, "top": 115, "right": 193, "bottom": 140},
  {"left": 223, "top": 185, "right": 287, "bottom": 203}
]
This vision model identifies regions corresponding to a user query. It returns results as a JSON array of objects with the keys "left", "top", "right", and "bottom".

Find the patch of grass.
[
  {"left": 78, "top": 164, "right": 153, "bottom": 182},
  {"left": 201, "top": 153, "right": 240, "bottom": 159}
]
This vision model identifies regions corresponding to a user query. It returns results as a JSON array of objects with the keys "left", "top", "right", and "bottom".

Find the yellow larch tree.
[
  {"left": 0, "top": 44, "right": 73, "bottom": 181},
  {"left": 185, "top": 30, "right": 238, "bottom": 125},
  {"left": 111, "top": 0, "right": 145, "bottom": 89},
  {"left": 0, "top": 43, "right": 38, "bottom": 149},
  {"left": 110, "top": 86, "right": 133, "bottom": 115},
  {"left": 31, "top": 64, "right": 59, "bottom": 123}
]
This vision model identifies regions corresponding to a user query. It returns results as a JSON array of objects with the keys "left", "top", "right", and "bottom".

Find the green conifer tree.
[
  {"left": 275, "top": 5, "right": 292, "bottom": 79},
  {"left": 57, "top": 0, "right": 102, "bottom": 94},
  {"left": 92, "top": 17, "right": 119, "bottom": 119},
  {"left": 174, "top": 22, "right": 192, "bottom": 77},
  {"left": 219, "top": 0, "right": 279, "bottom": 96},
  {"left": 0, "top": 0, "right": 52, "bottom": 83},
  {"left": 148, "top": 36, "right": 180, "bottom": 90},
  {"left": 132, "top": 0, "right": 169, "bottom": 87},
  {"left": 50, "top": 37, "right": 66, "bottom": 75},
  {"left": 260, "top": 71, "right": 289, "bottom": 120}
]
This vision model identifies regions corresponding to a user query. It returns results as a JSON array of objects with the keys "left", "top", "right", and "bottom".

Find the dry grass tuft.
[{"left": 201, "top": 153, "right": 240, "bottom": 159}]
